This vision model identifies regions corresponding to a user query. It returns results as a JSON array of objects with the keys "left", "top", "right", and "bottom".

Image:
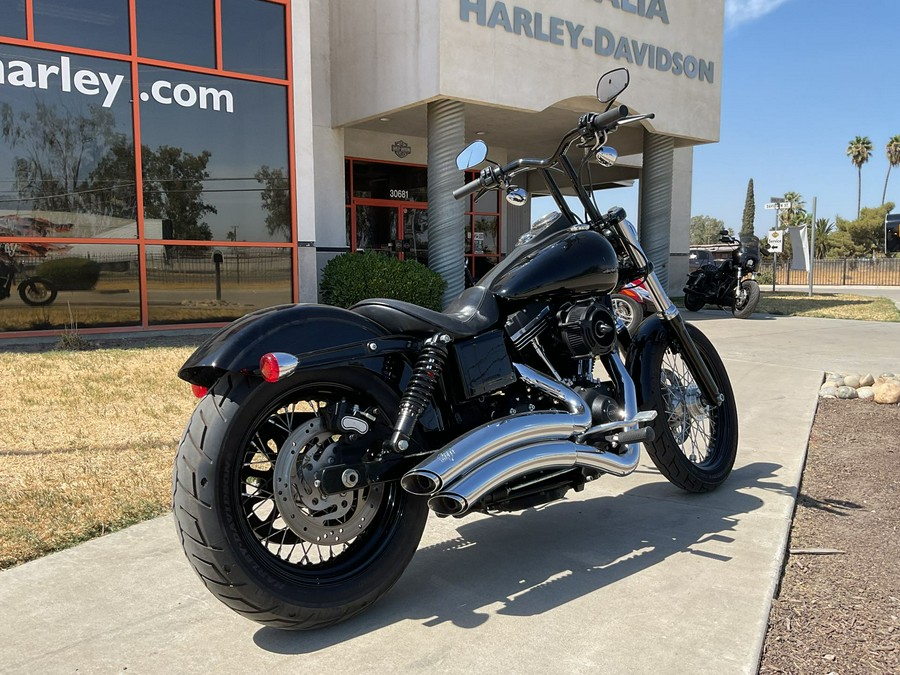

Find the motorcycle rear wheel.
[
  {"left": 732, "top": 279, "right": 760, "bottom": 319},
  {"left": 639, "top": 323, "right": 738, "bottom": 492},
  {"left": 683, "top": 291, "right": 705, "bottom": 312},
  {"left": 172, "top": 368, "right": 428, "bottom": 630},
  {"left": 611, "top": 293, "right": 643, "bottom": 337}
]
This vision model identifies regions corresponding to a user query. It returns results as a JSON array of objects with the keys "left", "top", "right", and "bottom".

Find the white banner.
[{"left": 788, "top": 226, "right": 810, "bottom": 272}]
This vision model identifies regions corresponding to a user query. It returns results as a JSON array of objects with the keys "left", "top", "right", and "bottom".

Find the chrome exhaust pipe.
[
  {"left": 401, "top": 363, "right": 591, "bottom": 496},
  {"left": 427, "top": 439, "right": 642, "bottom": 517}
]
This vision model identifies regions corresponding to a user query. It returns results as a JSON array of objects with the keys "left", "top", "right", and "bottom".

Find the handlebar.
[
  {"left": 583, "top": 104, "right": 629, "bottom": 133},
  {"left": 452, "top": 175, "right": 486, "bottom": 201}
]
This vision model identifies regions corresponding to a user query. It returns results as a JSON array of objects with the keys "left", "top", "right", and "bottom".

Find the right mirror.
[
  {"left": 596, "top": 68, "right": 630, "bottom": 103},
  {"left": 456, "top": 140, "right": 488, "bottom": 170}
]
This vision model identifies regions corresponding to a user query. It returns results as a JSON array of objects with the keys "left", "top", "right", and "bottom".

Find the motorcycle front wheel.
[
  {"left": 18, "top": 277, "right": 57, "bottom": 306},
  {"left": 639, "top": 323, "right": 738, "bottom": 492},
  {"left": 732, "top": 279, "right": 760, "bottom": 319},
  {"left": 172, "top": 368, "right": 428, "bottom": 630}
]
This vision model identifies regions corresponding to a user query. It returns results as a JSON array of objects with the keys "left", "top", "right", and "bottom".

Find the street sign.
[
  {"left": 767, "top": 230, "right": 784, "bottom": 252},
  {"left": 764, "top": 202, "right": 792, "bottom": 210}
]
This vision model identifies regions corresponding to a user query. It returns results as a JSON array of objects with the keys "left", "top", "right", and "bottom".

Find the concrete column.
[
  {"left": 427, "top": 99, "right": 466, "bottom": 307},
  {"left": 639, "top": 131, "right": 675, "bottom": 290}
]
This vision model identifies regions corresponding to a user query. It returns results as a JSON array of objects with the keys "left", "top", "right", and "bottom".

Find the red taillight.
[
  {"left": 260, "top": 353, "right": 280, "bottom": 383},
  {"left": 259, "top": 352, "right": 300, "bottom": 383},
  {"left": 191, "top": 384, "right": 208, "bottom": 398}
]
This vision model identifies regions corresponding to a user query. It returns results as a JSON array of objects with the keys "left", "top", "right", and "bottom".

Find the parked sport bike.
[
  {"left": 683, "top": 231, "right": 760, "bottom": 318},
  {"left": 173, "top": 69, "right": 738, "bottom": 631},
  {"left": 0, "top": 251, "right": 57, "bottom": 306}
]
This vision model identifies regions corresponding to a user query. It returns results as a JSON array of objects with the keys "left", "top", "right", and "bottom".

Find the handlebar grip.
[
  {"left": 589, "top": 104, "right": 629, "bottom": 132},
  {"left": 453, "top": 176, "right": 484, "bottom": 200}
]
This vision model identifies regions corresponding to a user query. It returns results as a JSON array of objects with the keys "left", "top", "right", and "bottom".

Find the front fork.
[{"left": 614, "top": 220, "right": 724, "bottom": 407}]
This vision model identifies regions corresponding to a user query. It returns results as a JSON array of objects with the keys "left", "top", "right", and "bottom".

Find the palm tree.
[
  {"left": 882, "top": 134, "right": 900, "bottom": 205},
  {"left": 813, "top": 217, "right": 835, "bottom": 258},
  {"left": 847, "top": 136, "right": 873, "bottom": 218}
]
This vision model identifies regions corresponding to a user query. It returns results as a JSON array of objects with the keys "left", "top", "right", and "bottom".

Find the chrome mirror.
[
  {"left": 456, "top": 140, "right": 488, "bottom": 170},
  {"left": 595, "top": 146, "right": 618, "bottom": 168},
  {"left": 596, "top": 68, "right": 630, "bottom": 103},
  {"left": 506, "top": 187, "right": 528, "bottom": 206}
]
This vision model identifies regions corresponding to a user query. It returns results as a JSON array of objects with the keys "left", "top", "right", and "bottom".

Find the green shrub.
[
  {"left": 320, "top": 252, "right": 446, "bottom": 311},
  {"left": 34, "top": 258, "right": 101, "bottom": 291}
]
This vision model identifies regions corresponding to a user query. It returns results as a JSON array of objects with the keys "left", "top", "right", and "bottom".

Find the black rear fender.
[{"left": 178, "top": 303, "right": 410, "bottom": 389}]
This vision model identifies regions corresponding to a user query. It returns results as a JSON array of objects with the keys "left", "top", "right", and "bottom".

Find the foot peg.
[{"left": 577, "top": 409, "right": 657, "bottom": 444}]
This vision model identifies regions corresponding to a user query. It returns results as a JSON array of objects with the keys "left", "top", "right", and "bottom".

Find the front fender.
[
  {"left": 624, "top": 316, "right": 669, "bottom": 408},
  {"left": 179, "top": 303, "right": 390, "bottom": 387}
]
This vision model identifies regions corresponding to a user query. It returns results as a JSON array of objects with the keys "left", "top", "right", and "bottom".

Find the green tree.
[
  {"left": 740, "top": 178, "right": 755, "bottom": 237},
  {"left": 141, "top": 145, "right": 216, "bottom": 244},
  {"left": 882, "top": 134, "right": 900, "bottom": 205},
  {"left": 254, "top": 165, "right": 291, "bottom": 240},
  {"left": 812, "top": 217, "right": 835, "bottom": 258},
  {"left": 847, "top": 136, "right": 873, "bottom": 218},
  {"left": 831, "top": 202, "right": 895, "bottom": 257},
  {"left": 690, "top": 215, "right": 729, "bottom": 244}
]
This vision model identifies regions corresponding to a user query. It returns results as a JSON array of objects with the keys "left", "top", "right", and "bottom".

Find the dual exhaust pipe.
[{"left": 400, "top": 361, "right": 655, "bottom": 517}]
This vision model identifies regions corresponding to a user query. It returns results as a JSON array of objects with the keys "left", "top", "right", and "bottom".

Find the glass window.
[
  {"left": 0, "top": 242, "right": 140, "bottom": 331},
  {"left": 138, "top": 65, "right": 290, "bottom": 244},
  {"left": 0, "top": 0, "right": 26, "bottom": 39},
  {"left": 136, "top": 0, "right": 215, "bottom": 68},
  {"left": 33, "top": 0, "right": 130, "bottom": 55},
  {"left": 221, "top": 0, "right": 286, "bottom": 79},
  {"left": 0, "top": 45, "right": 137, "bottom": 239},
  {"left": 146, "top": 246, "right": 292, "bottom": 324},
  {"left": 352, "top": 161, "right": 427, "bottom": 202}
]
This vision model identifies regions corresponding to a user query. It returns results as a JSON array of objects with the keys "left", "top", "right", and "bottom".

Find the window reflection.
[
  {"left": 221, "top": 0, "right": 286, "bottom": 79},
  {"left": 136, "top": 0, "right": 215, "bottom": 68},
  {"left": 0, "top": 46, "right": 137, "bottom": 239},
  {"left": 352, "top": 161, "right": 427, "bottom": 202},
  {"left": 0, "top": 242, "right": 140, "bottom": 331},
  {"left": 138, "top": 65, "right": 290, "bottom": 244},
  {"left": 0, "top": 0, "right": 26, "bottom": 39},
  {"left": 146, "top": 246, "right": 292, "bottom": 324},
  {"left": 34, "top": 0, "right": 130, "bottom": 55}
]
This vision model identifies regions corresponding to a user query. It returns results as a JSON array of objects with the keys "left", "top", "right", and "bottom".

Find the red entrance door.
[{"left": 351, "top": 199, "right": 427, "bottom": 262}]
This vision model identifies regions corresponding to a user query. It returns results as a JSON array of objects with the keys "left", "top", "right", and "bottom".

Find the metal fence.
[{"left": 766, "top": 258, "right": 900, "bottom": 286}]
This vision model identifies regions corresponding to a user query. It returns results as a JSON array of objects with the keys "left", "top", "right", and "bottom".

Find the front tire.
[
  {"left": 683, "top": 291, "right": 705, "bottom": 312},
  {"left": 18, "top": 277, "right": 57, "bottom": 306},
  {"left": 172, "top": 369, "right": 428, "bottom": 630},
  {"left": 639, "top": 323, "right": 738, "bottom": 492},
  {"left": 732, "top": 279, "right": 760, "bottom": 319}
]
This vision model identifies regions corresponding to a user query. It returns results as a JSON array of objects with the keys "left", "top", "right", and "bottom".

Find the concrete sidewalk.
[{"left": 1, "top": 314, "right": 897, "bottom": 674}]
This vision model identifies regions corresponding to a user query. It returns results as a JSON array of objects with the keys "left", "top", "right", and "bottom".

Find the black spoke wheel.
[
  {"left": 732, "top": 279, "right": 760, "bottom": 318},
  {"left": 638, "top": 323, "right": 738, "bottom": 492},
  {"left": 173, "top": 368, "right": 428, "bottom": 630},
  {"left": 18, "top": 277, "right": 57, "bottom": 306}
]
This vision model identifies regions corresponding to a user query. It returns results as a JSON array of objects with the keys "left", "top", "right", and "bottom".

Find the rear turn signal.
[
  {"left": 191, "top": 384, "right": 208, "bottom": 398},
  {"left": 259, "top": 352, "right": 299, "bottom": 383}
]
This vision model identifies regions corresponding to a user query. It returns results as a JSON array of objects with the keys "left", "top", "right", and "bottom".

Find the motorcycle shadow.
[{"left": 254, "top": 461, "right": 789, "bottom": 653}]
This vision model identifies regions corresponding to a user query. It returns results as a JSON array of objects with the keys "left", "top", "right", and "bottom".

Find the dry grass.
[
  {"left": 0, "top": 346, "right": 197, "bottom": 569},
  {"left": 757, "top": 292, "right": 900, "bottom": 322}
]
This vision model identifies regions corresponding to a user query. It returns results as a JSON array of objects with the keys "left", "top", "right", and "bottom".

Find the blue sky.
[{"left": 692, "top": 0, "right": 900, "bottom": 236}]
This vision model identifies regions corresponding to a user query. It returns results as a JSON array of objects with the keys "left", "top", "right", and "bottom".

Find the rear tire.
[
  {"left": 683, "top": 291, "right": 705, "bottom": 312},
  {"left": 18, "top": 277, "right": 57, "bottom": 306},
  {"left": 172, "top": 368, "right": 428, "bottom": 630},
  {"left": 639, "top": 323, "right": 738, "bottom": 492},
  {"left": 732, "top": 279, "right": 760, "bottom": 319}
]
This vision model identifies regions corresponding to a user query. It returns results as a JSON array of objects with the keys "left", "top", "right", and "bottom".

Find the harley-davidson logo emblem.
[{"left": 391, "top": 140, "right": 411, "bottom": 158}]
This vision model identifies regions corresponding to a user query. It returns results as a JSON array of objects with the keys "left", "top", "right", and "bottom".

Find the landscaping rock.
[
  {"left": 859, "top": 373, "right": 875, "bottom": 387},
  {"left": 836, "top": 386, "right": 858, "bottom": 400},
  {"left": 842, "top": 374, "right": 861, "bottom": 388},
  {"left": 857, "top": 387, "right": 875, "bottom": 401},
  {"left": 819, "top": 386, "right": 839, "bottom": 398},
  {"left": 873, "top": 381, "right": 900, "bottom": 405}
]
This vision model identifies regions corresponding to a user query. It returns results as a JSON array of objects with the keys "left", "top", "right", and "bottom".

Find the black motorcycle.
[
  {"left": 173, "top": 68, "right": 739, "bottom": 631},
  {"left": 683, "top": 231, "right": 760, "bottom": 318},
  {"left": 0, "top": 253, "right": 57, "bottom": 307}
]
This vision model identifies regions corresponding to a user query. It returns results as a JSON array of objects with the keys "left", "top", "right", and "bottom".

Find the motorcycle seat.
[{"left": 352, "top": 285, "right": 499, "bottom": 339}]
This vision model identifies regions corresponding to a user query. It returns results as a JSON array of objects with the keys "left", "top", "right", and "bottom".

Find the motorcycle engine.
[{"left": 557, "top": 300, "right": 617, "bottom": 358}]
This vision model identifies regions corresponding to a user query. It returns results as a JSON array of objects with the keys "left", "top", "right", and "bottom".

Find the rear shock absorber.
[{"left": 387, "top": 333, "right": 451, "bottom": 452}]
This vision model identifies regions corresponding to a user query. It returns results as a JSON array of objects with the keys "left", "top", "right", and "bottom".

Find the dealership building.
[{"left": 0, "top": 0, "right": 723, "bottom": 336}]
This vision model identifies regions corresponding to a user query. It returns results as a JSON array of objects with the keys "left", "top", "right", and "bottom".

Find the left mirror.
[
  {"left": 456, "top": 140, "right": 488, "bottom": 170},
  {"left": 596, "top": 68, "right": 630, "bottom": 103}
]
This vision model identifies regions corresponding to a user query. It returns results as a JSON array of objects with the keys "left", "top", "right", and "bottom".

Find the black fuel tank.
[{"left": 484, "top": 228, "right": 619, "bottom": 301}]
